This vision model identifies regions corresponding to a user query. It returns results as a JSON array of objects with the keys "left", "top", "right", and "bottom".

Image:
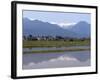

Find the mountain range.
[{"left": 23, "top": 18, "right": 90, "bottom": 38}]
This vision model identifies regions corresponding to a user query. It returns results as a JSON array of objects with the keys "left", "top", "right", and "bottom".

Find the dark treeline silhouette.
[{"left": 23, "top": 35, "right": 90, "bottom": 41}]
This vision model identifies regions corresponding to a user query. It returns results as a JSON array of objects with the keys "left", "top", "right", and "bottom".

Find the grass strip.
[
  {"left": 23, "top": 48, "right": 90, "bottom": 54},
  {"left": 23, "top": 40, "right": 90, "bottom": 48}
]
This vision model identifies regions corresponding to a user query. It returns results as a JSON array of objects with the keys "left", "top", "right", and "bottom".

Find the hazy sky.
[{"left": 23, "top": 10, "right": 91, "bottom": 24}]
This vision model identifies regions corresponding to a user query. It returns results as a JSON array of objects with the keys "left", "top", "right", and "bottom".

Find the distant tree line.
[{"left": 23, "top": 34, "right": 90, "bottom": 41}]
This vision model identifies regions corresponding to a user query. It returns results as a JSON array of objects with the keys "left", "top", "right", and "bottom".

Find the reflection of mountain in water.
[{"left": 23, "top": 51, "right": 90, "bottom": 69}]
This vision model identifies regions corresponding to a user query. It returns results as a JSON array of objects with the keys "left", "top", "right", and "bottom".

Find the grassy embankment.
[
  {"left": 23, "top": 40, "right": 90, "bottom": 53},
  {"left": 23, "top": 40, "right": 90, "bottom": 48},
  {"left": 24, "top": 48, "right": 90, "bottom": 54}
]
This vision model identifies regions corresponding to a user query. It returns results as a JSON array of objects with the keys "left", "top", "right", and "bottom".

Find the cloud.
[
  {"left": 50, "top": 22, "right": 76, "bottom": 28},
  {"left": 23, "top": 56, "right": 90, "bottom": 69}
]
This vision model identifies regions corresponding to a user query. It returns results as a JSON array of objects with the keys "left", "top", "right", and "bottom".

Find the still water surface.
[{"left": 23, "top": 47, "right": 90, "bottom": 69}]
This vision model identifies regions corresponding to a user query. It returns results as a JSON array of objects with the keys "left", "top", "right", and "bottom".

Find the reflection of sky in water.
[
  {"left": 23, "top": 46, "right": 90, "bottom": 52},
  {"left": 23, "top": 51, "right": 90, "bottom": 69}
]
